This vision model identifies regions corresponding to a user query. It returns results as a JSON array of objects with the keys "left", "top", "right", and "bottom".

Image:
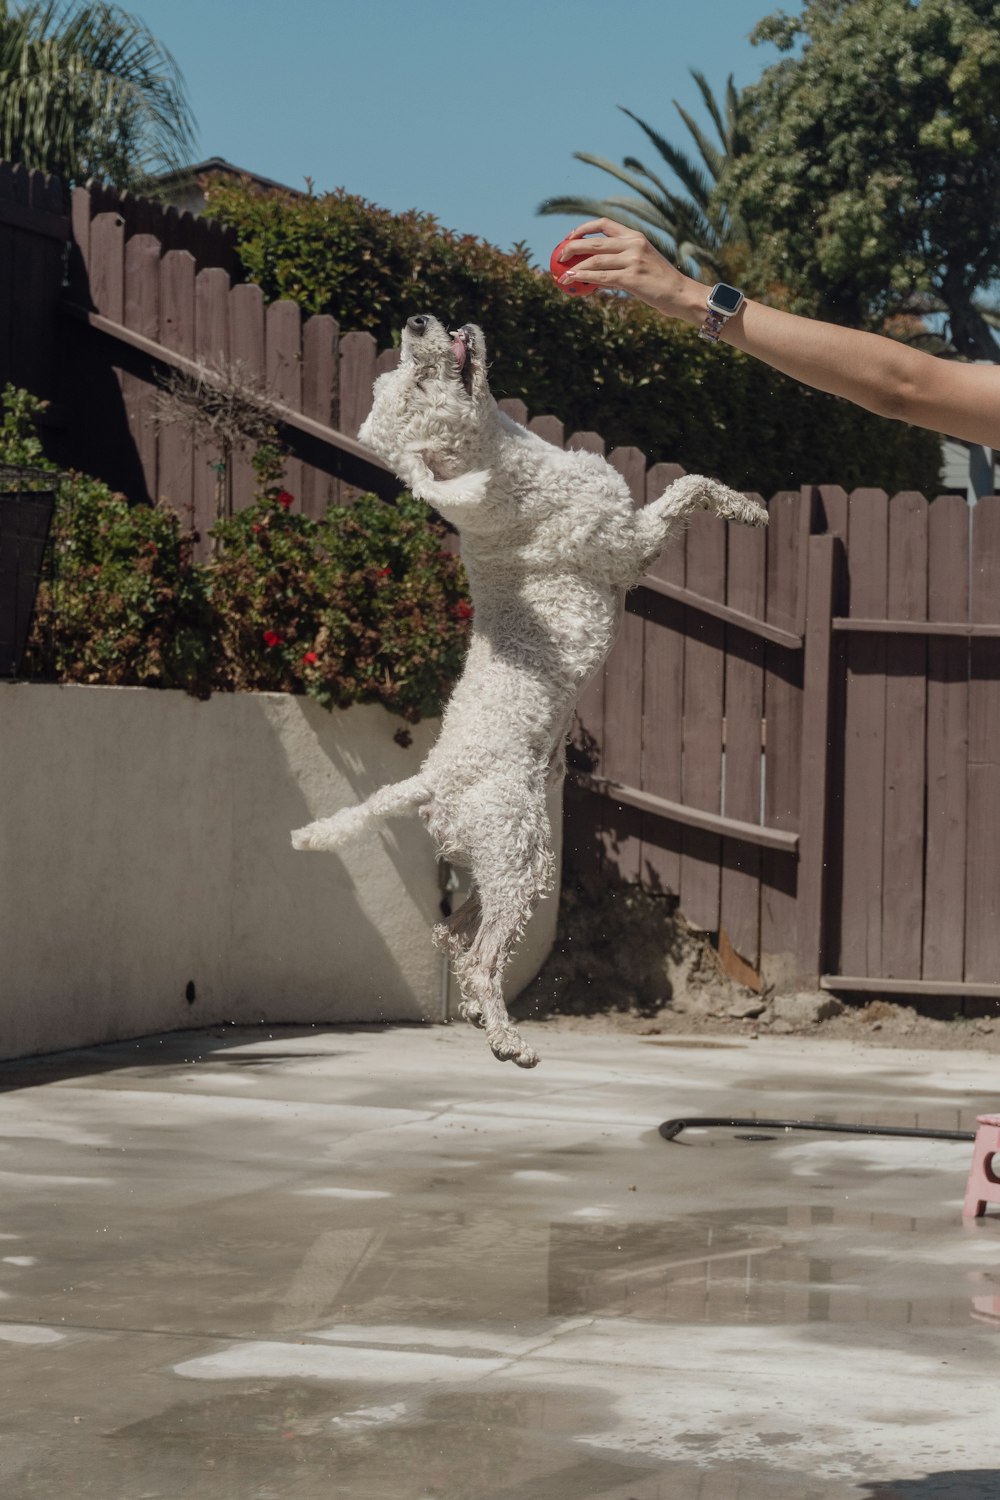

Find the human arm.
[{"left": 559, "top": 219, "right": 1000, "bottom": 449}]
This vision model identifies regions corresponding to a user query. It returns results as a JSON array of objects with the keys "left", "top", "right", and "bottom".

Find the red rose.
[
  {"left": 301, "top": 651, "right": 318, "bottom": 666},
  {"left": 262, "top": 629, "right": 282, "bottom": 647},
  {"left": 277, "top": 490, "right": 294, "bottom": 510},
  {"left": 251, "top": 523, "right": 263, "bottom": 535}
]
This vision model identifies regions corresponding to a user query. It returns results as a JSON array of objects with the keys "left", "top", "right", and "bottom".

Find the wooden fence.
[{"left": 2, "top": 164, "right": 1000, "bottom": 1005}]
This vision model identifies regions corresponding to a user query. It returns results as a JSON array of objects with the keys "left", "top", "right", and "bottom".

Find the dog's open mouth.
[{"left": 449, "top": 326, "right": 474, "bottom": 393}]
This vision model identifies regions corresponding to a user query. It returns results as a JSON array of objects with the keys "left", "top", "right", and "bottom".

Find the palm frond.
[
  {"left": 0, "top": 0, "right": 195, "bottom": 187},
  {"left": 571, "top": 151, "right": 675, "bottom": 219},
  {"left": 618, "top": 106, "right": 713, "bottom": 207},
  {"left": 689, "top": 68, "right": 730, "bottom": 145},
  {"left": 671, "top": 103, "right": 725, "bottom": 183}
]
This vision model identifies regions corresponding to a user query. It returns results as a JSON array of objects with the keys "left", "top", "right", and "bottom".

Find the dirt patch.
[{"left": 512, "top": 867, "right": 1000, "bottom": 1053}]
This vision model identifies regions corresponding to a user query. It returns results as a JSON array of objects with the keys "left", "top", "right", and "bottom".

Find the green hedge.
[{"left": 205, "top": 180, "right": 944, "bottom": 498}]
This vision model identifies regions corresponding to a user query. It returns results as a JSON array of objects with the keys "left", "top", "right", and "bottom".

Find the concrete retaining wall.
[{"left": 0, "top": 684, "right": 560, "bottom": 1059}]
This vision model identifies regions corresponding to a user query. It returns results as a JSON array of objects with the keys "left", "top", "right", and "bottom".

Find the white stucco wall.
[{"left": 0, "top": 684, "right": 560, "bottom": 1059}]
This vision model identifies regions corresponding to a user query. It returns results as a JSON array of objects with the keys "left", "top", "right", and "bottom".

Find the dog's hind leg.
[
  {"left": 451, "top": 809, "right": 556, "bottom": 1067},
  {"left": 291, "top": 774, "right": 431, "bottom": 851},
  {"left": 454, "top": 860, "right": 554, "bottom": 1067}
]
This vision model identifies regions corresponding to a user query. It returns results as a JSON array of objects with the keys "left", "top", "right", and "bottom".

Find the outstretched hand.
[{"left": 557, "top": 219, "right": 701, "bottom": 322}]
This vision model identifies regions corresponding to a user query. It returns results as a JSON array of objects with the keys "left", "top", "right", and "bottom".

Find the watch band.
[{"left": 698, "top": 308, "right": 730, "bottom": 344}]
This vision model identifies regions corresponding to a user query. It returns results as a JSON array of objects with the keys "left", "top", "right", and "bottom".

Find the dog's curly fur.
[{"left": 292, "top": 315, "right": 767, "bottom": 1068}]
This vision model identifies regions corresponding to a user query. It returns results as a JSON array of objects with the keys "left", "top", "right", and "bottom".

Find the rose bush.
[{"left": 5, "top": 386, "right": 471, "bottom": 721}]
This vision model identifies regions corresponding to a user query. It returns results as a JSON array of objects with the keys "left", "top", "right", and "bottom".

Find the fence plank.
[
  {"left": 157, "top": 250, "right": 196, "bottom": 520},
  {"left": 65, "top": 185, "right": 94, "bottom": 305},
  {"left": 301, "top": 313, "right": 340, "bottom": 516},
  {"left": 797, "top": 534, "right": 840, "bottom": 982},
  {"left": 375, "top": 348, "right": 400, "bottom": 383},
  {"left": 191, "top": 267, "right": 230, "bottom": 550},
  {"left": 528, "top": 414, "right": 564, "bottom": 447},
  {"left": 817, "top": 484, "right": 849, "bottom": 539},
  {"left": 88, "top": 210, "right": 125, "bottom": 322},
  {"left": 679, "top": 511, "right": 726, "bottom": 931},
  {"left": 881, "top": 492, "right": 928, "bottom": 978},
  {"left": 719, "top": 510, "right": 767, "bottom": 968},
  {"left": 266, "top": 299, "right": 303, "bottom": 512},
  {"left": 760, "top": 491, "right": 810, "bottom": 975},
  {"left": 9, "top": 170, "right": 62, "bottom": 398},
  {"left": 837, "top": 489, "right": 889, "bottom": 978},
  {"left": 338, "top": 331, "right": 378, "bottom": 438},
  {"left": 569, "top": 431, "right": 610, "bottom": 774},
  {"left": 498, "top": 397, "right": 528, "bottom": 425},
  {"left": 639, "top": 462, "right": 687, "bottom": 895},
  {"left": 123, "top": 234, "right": 161, "bottom": 506},
  {"left": 965, "top": 496, "right": 1000, "bottom": 983},
  {"left": 0, "top": 165, "right": 14, "bottom": 393},
  {"left": 565, "top": 431, "right": 605, "bottom": 457},
  {"left": 79, "top": 210, "right": 127, "bottom": 484},
  {"left": 339, "top": 331, "right": 378, "bottom": 506},
  {"left": 602, "top": 447, "right": 646, "bottom": 881},
  {"left": 922, "top": 495, "right": 970, "bottom": 982},
  {"left": 228, "top": 281, "right": 266, "bottom": 512}
]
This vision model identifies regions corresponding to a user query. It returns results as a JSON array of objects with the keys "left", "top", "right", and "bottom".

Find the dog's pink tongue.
[{"left": 451, "top": 335, "right": 467, "bottom": 371}]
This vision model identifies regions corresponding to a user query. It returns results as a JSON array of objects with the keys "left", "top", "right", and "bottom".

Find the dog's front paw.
[
  {"left": 290, "top": 806, "right": 368, "bottom": 851},
  {"left": 711, "top": 483, "right": 768, "bottom": 529}
]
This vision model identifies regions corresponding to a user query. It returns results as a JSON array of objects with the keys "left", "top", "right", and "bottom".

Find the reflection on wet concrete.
[{"left": 2, "top": 1023, "right": 1000, "bottom": 1498}]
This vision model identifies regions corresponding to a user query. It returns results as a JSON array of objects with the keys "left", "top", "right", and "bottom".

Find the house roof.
[{"left": 153, "top": 157, "right": 303, "bottom": 196}]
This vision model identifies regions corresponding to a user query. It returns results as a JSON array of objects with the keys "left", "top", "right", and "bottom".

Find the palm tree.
[
  {"left": 537, "top": 71, "right": 751, "bottom": 283},
  {"left": 0, "top": 0, "right": 195, "bottom": 191}
]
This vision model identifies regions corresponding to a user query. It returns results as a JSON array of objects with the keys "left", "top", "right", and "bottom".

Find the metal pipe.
[{"left": 660, "top": 1117, "right": 976, "bottom": 1143}]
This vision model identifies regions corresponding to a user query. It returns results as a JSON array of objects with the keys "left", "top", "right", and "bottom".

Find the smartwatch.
[{"left": 699, "top": 283, "right": 745, "bottom": 343}]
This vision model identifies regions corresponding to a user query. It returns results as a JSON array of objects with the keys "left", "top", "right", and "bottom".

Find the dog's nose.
[{"left": 406, "top": 314, "right": 431, "bottom": 335}]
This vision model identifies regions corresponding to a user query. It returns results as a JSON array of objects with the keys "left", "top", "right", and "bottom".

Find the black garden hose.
[{"left": 659, "top": 1116, "right": 976, "bottom": 1143}]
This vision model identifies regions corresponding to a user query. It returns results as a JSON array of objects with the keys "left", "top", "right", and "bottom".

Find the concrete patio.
[{"left": 1, "top": 1020, "right": 998, "bottom": 1499}]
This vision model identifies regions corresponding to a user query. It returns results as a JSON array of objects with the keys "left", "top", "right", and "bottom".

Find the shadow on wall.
[
  {"left": 511, "top": 777, "right": 727, "bottom": 1023},
  {"left": 242, "top": 693, "right": 445, "bottom": 1020}
]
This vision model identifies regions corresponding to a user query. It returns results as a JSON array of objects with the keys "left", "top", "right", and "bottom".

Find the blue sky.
[{"left": 133, "top": 0, "right": 782, "bottom": 269}]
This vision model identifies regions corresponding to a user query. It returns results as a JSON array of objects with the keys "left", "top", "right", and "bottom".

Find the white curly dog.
[{"left": 292, "top": 314, "right": 766, "bottom": 1068}]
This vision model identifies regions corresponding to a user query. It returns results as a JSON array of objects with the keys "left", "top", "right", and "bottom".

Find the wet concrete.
[{"left": 0, "top": 1022, "right": 999, "bottom": 1498}]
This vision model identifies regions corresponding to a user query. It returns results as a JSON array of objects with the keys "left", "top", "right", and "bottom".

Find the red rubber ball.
[{"left": 549, "top": 236, "right": 598, "bottom": 296}]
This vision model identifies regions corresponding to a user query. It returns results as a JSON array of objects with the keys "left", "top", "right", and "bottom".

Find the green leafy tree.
[
  {"left": 0, "top": 0, "right": 195, "bottom": 189},
  {"left": 536, "top": 72, "right": 754, "bottom": 283},
  {"left": 721, "top": 0, "right": 1000, "bottom": 359}
]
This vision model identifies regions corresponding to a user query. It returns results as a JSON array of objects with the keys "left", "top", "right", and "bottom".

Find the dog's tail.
[
  {"left": 631, "top": 475, "right": 767, "bottom": 577},
  {"left": 291, "top": 774, "right": 431, "bottom": 852}
]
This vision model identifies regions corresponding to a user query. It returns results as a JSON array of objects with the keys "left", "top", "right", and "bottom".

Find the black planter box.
[{"left": 0, "top": 466, "right": 58, "bottom": 678}]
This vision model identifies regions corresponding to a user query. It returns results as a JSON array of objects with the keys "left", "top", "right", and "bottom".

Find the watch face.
[{"left": 709, "top": 283, "right": 744, "bottom": 315}]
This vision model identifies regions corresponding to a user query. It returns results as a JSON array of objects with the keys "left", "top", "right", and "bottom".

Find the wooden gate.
[
  {"left": 821, "top": 487, "right": 1000, "bottom": 1007},
  {"left": 575, "top": 479, "right": 1000, "bottom": 1008}
]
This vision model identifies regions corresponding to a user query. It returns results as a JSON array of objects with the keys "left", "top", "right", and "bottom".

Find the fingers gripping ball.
[{"left": 549, "top": 236, "right": 599, "bottom": 296}]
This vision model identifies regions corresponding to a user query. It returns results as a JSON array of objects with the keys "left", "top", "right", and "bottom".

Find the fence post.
[{"left": 796, "top": 532, "right": 840, "bottom": 984}]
